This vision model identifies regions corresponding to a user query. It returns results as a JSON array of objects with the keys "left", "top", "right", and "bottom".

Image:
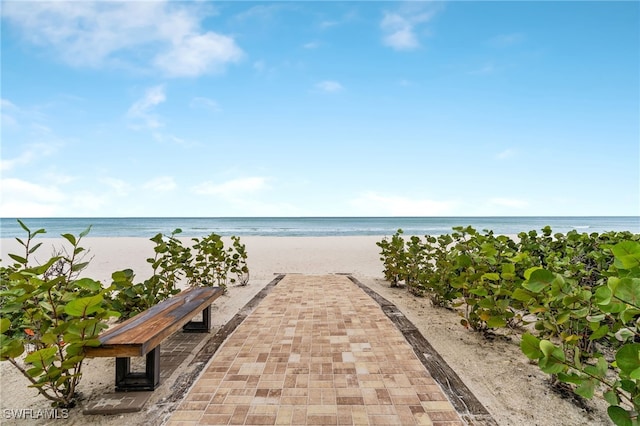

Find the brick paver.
[{"left": 167, "top": 275, "right": 463, "bottom": 426}]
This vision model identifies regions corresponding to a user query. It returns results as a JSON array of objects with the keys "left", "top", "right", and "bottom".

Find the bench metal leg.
[
  {"left": 115, "top": 345, "right": 161, "bottom": 391},
  {"left": 182, "top": 306, "right": 212, "bottom": 333}
]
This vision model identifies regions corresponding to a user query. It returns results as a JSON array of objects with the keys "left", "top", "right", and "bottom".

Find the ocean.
[{"left": 1, "top": 217, "right": 638, "bottom": 239}]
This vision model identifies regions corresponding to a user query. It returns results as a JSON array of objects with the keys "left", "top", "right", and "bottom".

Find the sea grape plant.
[
  {"left": 108, "top": 229, "right": 250, "bottom": 318},
  {"left": 0, "top": 221, "right": 119, "bottom": 407},
  {"left": 377, "top": 226, "right": 640, "bottom": 425},
  {"left": 521, "top": 240, "right": 640, "bottom": 426}
]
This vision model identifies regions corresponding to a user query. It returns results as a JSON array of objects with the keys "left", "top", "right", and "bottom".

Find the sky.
[{"left": 1, "top": 1, "right": 639, "bottom": 218}]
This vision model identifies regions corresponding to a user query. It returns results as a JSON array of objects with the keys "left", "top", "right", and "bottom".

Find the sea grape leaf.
[
  {"left": 613, "top": 278, "right": 640, "bottom": 307},
  {"left": 615, "top": 344, "right": 640, "bottom": 376},
  {"left": 512, "top": 288, "right": 534, "bottom": 302},
  {"left": 482, "top": 273, "right": 500, "bottom": 282},
  {"left": 79, "top": 225, "right": 92, "bottom": 238},
  {"left": 607, "top": 405, "right": 632, "bottom": 426},
  {"left": 61, "top": 233, "right": 76, "bottom": 246},
  {"left": 589, "top": 325, "right": 609, "bottom": 341},
  {"left": 0, "top": 318, "right": 10, "bottom": 334},
  {"left": 520, "top": 333, "right": 542, "bottom": 360},
  {"left": 524, "top": 269, "right": 555, "bottom": 293},
  {"left": 603, "top": 390, "right": 619, "bottom": 406},
  {"left": 612, "top": 241, "right": 640, "bottom": 269},
  {"left": 8, "top": 254, "right": 27, "bottom": 265},
  {"left": 0, "top": 337, "right": 24, "bottom": 359},
  {"left": 574, "top": 378, "right": 596, "bottom": 399},
  {"left": 64, "top": 294, "right": 104, "bottom": 317},
  {"left": 24, "top": 347, "right": 57, "bottom": 367},
  {"left": 487, "top": 316, "right": 506, "bottom": 328}
]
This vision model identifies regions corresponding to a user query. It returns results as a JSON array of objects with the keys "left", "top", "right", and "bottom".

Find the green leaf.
[
  {"left": 607, "top": 405, "right": 632, "bottom": 426},
  {"left": 79, "top": 225, "right": 92, "bottom": 238},
  {"left": 17, "top": 219, "right": 30, "bottom": 233},
  {"left": 28, "top": 242, "right": 43, "bottom": 254},
  {"left": 540, "top": 340, "right": 556, "bottom": 357},
  {"left": 595, "top": 285, "right": 613, "bottom": 305},
  {"left": 61, "top": 233, "right": 77, "bottom": 246},
  {"left": 486, "top": 316, "right": 507, "bottom": 328},
  {"left": 8, "top": 254, "right": 27, "bottom": 265},
  {"left": 64, "top": 294, "right": 104, "bottom": 317},
  {"left": 539, "top": 355, "right": 566, "bottom": 375},
  {"left": 615, "top": 344, "right": 640, "bottom": 376},
  {"left": 603, "top": 390, "right": 619, "bottom": 406},
  {"left": 0, "top": 337, "right": 24, "bottom": 359},
  {"left": 512, "top": 288, "right": 534, "bottom": 302},
  {"left": 612, "top": 241, "right": 640, "bottom": 269},
  {"left": 0, "top": 318, "right": 10, "bottom": 334},
  {"left": 482, "top": 273, "right": 500, "bottom": 282},
  {"left": 524, "top": 269, "right": 555, "bottom": 293},
  {"left": 574, "top": 378, "right": 596, "bottom": 399},
  {"left": 589, "top": 325, "right": 609, "bottom": 341},
  {"left": 613, "top": 278, "right": 640, "bottom": 307},
  {"left": 24, "top": 347, "right": 57, "bottom": 367},
  {"left": 520, "top": 333, "right": 542, "bottom": 359}
]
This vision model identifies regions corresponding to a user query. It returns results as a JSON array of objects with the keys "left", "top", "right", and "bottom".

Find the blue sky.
[{"left": 1, "top": 1, "right": 638, "bottom": 217}]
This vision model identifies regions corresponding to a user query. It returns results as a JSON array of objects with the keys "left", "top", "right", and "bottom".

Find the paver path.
[{"left": 167, "top": 275, "right": 463, "bottom": 426}]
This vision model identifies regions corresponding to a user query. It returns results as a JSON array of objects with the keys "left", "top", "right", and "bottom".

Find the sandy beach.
[{"left": 0, "top": 236, "right": 611, "bottom": 425}]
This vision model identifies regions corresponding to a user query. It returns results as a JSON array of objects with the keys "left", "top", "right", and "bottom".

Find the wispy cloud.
[
  {"left": 100, "top": 177, "right": 131, "bottom": 196},
  {"left": 192, "top": 177, "right": 269, "bottom": 197},
  {"left": 2, "top": 1, "right": 243, "bottom": 78},
  {"left": 303, "top": 41, "right": 321, "bottom": 49},
  {"left": 380, "top": 3, "right": 441, "bottom": 51},
  {"left": 316, "top": 80, "right": 343, "bottom": 93},
  {"left": 190, "top": 97, "right": 221, "bottom": 112},
  {"left": 127, "top": 85, "right": 166, "bottom": 129},
  {"left": 1, "top": 98, "right": 19, "bottom": 127},
  {"left": 1, "top": 143, "right": 59, "bottom": 172},
  {"left": 352, "top": 191, "right": 456, "bottom": 216},
  {"left": 143, "top": 176, "right": 177, "bottom": 192}
]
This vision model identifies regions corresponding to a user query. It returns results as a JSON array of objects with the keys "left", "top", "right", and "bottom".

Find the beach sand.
[{"left": 0, "top": 236, "right": 611, "bottom": 425}]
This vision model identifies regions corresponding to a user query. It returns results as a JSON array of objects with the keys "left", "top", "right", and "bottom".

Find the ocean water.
[{"left": 0, "top": 217, "right": 638, "bottom": 239}]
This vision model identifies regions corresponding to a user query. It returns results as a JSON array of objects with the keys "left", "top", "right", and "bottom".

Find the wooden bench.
[{"left": 84, "top": 286, "right": 224, "bottom": 391}]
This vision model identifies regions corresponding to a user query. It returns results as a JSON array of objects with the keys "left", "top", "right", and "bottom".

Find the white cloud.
[
  {"left": 352, "top": 192, "right": 456, "bottom": 216},
  {"left": 192, "top": 177, "right": 269, "bottom": 197},
  {"left": 0, "top": 143, "right": 59, "bottom": 172},
  {"left": 490, "top": 198, "right": 529, "bottom": 209},
  {"left": 1, "top": 98, "right": 19, "bottom": 127},
  {"left": 2, "top": 1, "right": 242, "bottom": 78},
  {"left": 127, "top": 85, "right": 166, "bottom": 129},
  {"left": 143, "top": 176, "right": 177, "bottom": 192},
  {"left": 154, "top": 32, "right": 243, "bottom": 77},
  {"left": 380, "top": 4, "right": 439, "bottom": 51},
  {"left": 0, "top": 178, "right": 66, "bottom": 217},
  {"left": 303, "top": 41, "right": 321, "bottom": 49},
  {"left": 316, "top": 81, "right": 343, "bottom": 93},
  {"left": 100, "top": 178, "right": 131, "bottom": 196}
]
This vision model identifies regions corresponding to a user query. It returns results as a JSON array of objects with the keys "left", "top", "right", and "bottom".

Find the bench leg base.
[
  {"left": 115, "top": 346, "right": 161, "bottom": 391},
  {"left": 182, "top": 305, "right": 212, "bottom": 333}
]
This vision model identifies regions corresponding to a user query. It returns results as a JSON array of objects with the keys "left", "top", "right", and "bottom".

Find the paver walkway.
[{"left": 167, "top": 275, "right": 464, "bottom": 426}]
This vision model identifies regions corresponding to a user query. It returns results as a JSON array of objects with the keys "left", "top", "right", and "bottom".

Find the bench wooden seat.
[{"left": 85, "top": 286, "right": 224, "bottom": 391}]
